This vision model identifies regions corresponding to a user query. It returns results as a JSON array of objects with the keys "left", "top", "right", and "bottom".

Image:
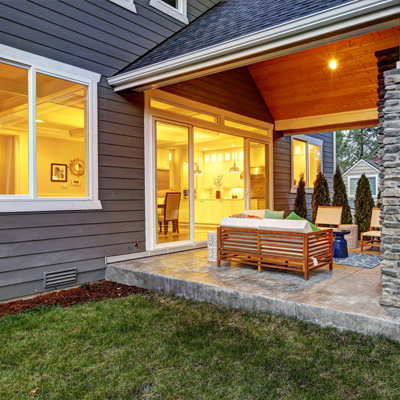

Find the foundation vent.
[{"left": 43, "top": 268, "right": 77, "bottom": 289}]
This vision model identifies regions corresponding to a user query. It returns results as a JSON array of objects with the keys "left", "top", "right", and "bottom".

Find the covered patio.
[
  {"left": 107, "top": 0, "right": 400, "bottom": 315},
  {"left": 106, "top": 247, "right": 400, "bottom": 342}
]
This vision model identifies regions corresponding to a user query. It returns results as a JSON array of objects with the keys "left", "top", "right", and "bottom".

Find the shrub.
[
  {"left": 354, "top": 173, "right": 375, "bottom": 238},
  {"left": 294, "top": 173, "right": 308, "bottom": 218},
  {"left": 311, "top": 170, "right": 331, "bottom": 223},
  {"left": 332, "top": 165, "right": 352, "bottom": 224}
]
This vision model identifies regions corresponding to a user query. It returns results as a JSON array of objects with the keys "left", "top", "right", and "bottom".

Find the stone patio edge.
[{"left": 106, "top": 264, "right": 400, "bottom": 342}]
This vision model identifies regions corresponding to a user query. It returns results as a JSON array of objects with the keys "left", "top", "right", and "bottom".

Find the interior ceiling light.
[
  {"left": 229, "top": 160, "right": 240, "bottom": 173},
  {"left": 329, "top": 60, "right": 337, "bottom": 70},
  {"left": 194, "top": 144, "right": 203, "bottom": 175},
  {"left": 194, "top": 162, "right": 203, "bottom": 175}
]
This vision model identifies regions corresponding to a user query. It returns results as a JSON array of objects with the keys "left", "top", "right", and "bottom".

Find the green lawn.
[{"left": 1, "top": 293, "right": 400, "bottom": 400}]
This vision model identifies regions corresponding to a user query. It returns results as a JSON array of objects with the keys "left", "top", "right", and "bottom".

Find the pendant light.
[
  {"left": 230, "top": 138, "right": 240, "bottom": 173},
  {"left": 194, "top": 144, "right": 203, "bottom": 175},
  {"left": 194, "top": 162, "right": 203, "bottom": 175}
]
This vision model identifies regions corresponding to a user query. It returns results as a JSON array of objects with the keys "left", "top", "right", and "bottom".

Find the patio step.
[{"left": 106, "top": 257, "right": 400, "bottom": 342}]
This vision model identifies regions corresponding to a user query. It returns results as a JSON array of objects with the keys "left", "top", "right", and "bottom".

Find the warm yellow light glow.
[
  {"left": 329, "top": 60, "right": 337, "bottom": 70},
  {"left": 36, "top": 119, "right": 44, "bottom": 123}
]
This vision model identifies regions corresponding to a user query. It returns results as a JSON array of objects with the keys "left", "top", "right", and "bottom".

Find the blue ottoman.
[{"left": 333, "top": 230, "right": 350, "bottom": 258}]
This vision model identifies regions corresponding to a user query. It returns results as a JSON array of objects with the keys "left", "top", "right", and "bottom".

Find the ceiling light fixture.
[
  {"left": 194, "top": 162, "right": 203, "bottom": 175},
  {"left": 329, "top": 60, "right": 337, "bottom": 70},
  {"left": 194, "top": 144, "right": 203, "bottom": 175},
  {"left": 229, "top": 160, "right": 240, "bottom": 173}
]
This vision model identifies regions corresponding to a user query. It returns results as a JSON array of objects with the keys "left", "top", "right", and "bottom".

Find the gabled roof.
[
  {"left": 108, "top": 0, "right": 400, "bottom": 91},
  {"left": 117, "top": 0, "right": 356, "bottom": 75},
  {"left": 343, "top": 158, "right": 380, "bottom": 176}
]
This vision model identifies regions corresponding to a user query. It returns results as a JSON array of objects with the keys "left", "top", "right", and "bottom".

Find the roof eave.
[{"left": 108, "top": 0, "right": 400, "bottom": 92}]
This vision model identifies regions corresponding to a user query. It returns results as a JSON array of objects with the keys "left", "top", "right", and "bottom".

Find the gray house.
[
  {"left": 1, "top": 0, "right": 400, "bottom": 308},
  {"left": 343, "top": 158, "right": 380, "bottom": 211}
]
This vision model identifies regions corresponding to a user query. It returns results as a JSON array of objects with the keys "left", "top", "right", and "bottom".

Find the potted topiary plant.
[
  {"left": 294, "top": 173, "right": 307, "bottom": 219},
  {"left": 332, "top": 165, "right": 352, "bottom": 224},
  {"left": 354, "top": 173, "right": 375, "bottom": 238},
  {"left": 311, "top": 170, "right": 331, "bottom": 223}
]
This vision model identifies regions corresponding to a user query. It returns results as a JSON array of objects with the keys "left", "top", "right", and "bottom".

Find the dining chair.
[{"left": 158, "top": 192, "right": 181, "bottom": 234}]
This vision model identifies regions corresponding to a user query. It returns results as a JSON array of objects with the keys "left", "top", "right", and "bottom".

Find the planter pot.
[{"left": 215, "top": 190, "right": 221, "bottom": 199}]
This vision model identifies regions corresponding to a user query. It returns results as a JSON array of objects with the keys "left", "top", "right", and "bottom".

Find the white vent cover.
[{"left": 43, "top": 268, "right": 77, "bottom": 289}]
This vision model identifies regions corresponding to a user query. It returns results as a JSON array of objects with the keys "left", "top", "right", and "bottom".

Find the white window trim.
[
  {"left": 347, "top": 174, "right": 378, "bottom": 198},
  {"left": 109, "top": 0, "right": 137, "bottom": 13},
  {"left": 149, "top": 0, "right": 188, "bottom": 24},
  {"left": 291, "top": 134, "right": 323, "bottom": 193},
  {"left": 0, "top": 44, "right": 102, "bottom": 213}
]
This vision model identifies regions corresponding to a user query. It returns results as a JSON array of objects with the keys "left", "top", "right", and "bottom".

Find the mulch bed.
[{"left": 0, "top": 281, "right": 152, "bottom": 317}]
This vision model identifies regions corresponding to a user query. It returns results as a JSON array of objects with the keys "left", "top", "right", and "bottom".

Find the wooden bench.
[{"left": 217, "top": 226, "right": 333, "bottom": 280}]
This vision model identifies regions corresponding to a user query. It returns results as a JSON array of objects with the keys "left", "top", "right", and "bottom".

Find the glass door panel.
[
  {"left": 194, "top": 128, "right": 244, "bottom": 241},
  {"left": 155, "top": 121, "right": 190, "bottom": 245},
  {"left": 249, "top": 141, "right": 269, "bottom": 210}
]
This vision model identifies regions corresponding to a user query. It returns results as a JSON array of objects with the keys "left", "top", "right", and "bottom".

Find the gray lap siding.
[
  {"left": 0, "top": 0, "right": 217, "bottom": 300},
  {"left": 273, "top": 132, "right": 335, "bottom": 215}
]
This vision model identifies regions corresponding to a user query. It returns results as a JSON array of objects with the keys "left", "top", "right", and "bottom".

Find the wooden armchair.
[
  {"left": 158, "top": 192, "right": 181, "bottom": 234},
  {"left": 361, "top": 207, "right": 381, "bottom": 251},
  {"left": 315, "top": 206, "right": 342, "bottom": 228}
]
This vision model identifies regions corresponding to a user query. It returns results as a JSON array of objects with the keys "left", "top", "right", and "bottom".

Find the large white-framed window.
[
  {"left": 291, "top": 134, "right": 323, "bottom": 192},
  {"left": 149, "top": 0, "right": 188, "bottom": 24},
  {"left": 0, "top": 44, "right": 101, "bottom": 212},
  {"left": 348, "top": 175, "right": 378, "bottom": 197}
]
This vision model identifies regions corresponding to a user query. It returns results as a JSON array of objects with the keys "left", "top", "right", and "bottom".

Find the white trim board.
[
  {"left": 108, "top": 1, "right": 400, "bottom": 91},
  {"left": 278, "top": 109, "right": 378, "bottom": 132},
  {"left": 149, "top": 0, "right": 188, "bottom": 24},
  {"left": 106, "top": 242, "right": 207, "bottom": 264},
  {"left": 109, "top": 0, "right": 137, "bottom": 13}
]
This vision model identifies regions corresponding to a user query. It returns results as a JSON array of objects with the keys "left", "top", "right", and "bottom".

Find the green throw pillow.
[
  {"left": 286, "top": 211, "right": 320, "bottom": 232},
  {"left": 265, "top": 209, "right": 285, "bottom": 219}
]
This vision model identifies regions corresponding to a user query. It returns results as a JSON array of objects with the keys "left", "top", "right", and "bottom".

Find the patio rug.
[{"left": 333, "top": 252, "right": 380, "bottom": 269}]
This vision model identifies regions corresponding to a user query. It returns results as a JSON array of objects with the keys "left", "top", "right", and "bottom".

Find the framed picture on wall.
[{"left": 51, "top": 163, "right": 68, "bottom": 182}]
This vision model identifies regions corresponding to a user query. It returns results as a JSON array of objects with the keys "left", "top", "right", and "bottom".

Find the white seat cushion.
[
  {"left": 258, "top": 218, "right": 312, "bottom": 233},
  {"left": 220, "top": 217, "right": 261, "bottom": 229},
  {"left": 362, "top": 230, "right": 381, "bottom": 237}
]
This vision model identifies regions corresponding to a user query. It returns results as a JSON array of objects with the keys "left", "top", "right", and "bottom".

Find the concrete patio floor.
[{"left": 106, "top": 248, "right": 400, "bottom": 342}]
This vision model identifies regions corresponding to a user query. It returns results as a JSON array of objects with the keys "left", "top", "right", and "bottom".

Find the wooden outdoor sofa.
[{"left": 217, "top": 218, "right": 333, "bottom": 280}]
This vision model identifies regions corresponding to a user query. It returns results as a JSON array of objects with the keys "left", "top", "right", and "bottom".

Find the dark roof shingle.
[{"left": 117, "top": 0, "right": 356, "bottom": 75}]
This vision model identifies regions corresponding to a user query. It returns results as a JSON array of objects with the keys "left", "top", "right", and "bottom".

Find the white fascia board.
[
  {"left": 277, "top": 108, "right": 378, "bottom": 131},
  {"left": 108, "top": 0, "right": 400, "bottom": 91}
]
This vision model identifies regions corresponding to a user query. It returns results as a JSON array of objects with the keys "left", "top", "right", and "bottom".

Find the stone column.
[
  {"left": 375, "top": 47, "right": 399, "bottom": 206},
  {"left": 381, "top": 67, "right": 400, "bottom": 307}
]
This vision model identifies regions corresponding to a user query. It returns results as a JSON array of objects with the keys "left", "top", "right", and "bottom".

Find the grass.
[{"left": 1, "top": 293, "right": 400, "bottom": 400}]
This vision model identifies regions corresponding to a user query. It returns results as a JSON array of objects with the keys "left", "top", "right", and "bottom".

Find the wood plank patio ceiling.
[{"left": 247, "top": 27, "right": 400, "bottom": 122}]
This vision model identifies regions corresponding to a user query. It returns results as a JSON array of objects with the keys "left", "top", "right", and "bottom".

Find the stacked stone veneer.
[
  {"left": 381, "top": 67, "right": 400, "bottom": 307},
  {"left": 376, "top": 47, "right": 399, "bottom": 206}
]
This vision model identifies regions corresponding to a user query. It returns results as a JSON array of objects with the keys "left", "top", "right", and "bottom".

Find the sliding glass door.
[
  {"left": 193, "top": 128, "right": 244, "bottom": 241},
  {"left": 155, "top": 120, "right": 190, "bottom": 245},
  {"left": 249, "top": 141, "right": 270, "bottom": 210},
  {"left": 153, "top": 120, "right": 270, "bottom": 247}
]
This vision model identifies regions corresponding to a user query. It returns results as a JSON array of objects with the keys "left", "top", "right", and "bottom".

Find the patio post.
[{"left": 380, "top": 64, "right": 400, "bottom": 307}]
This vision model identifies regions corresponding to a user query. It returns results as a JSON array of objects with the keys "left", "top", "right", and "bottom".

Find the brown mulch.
[{"left": 0, "top": 281, "right": 152, "bottom": 317}]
